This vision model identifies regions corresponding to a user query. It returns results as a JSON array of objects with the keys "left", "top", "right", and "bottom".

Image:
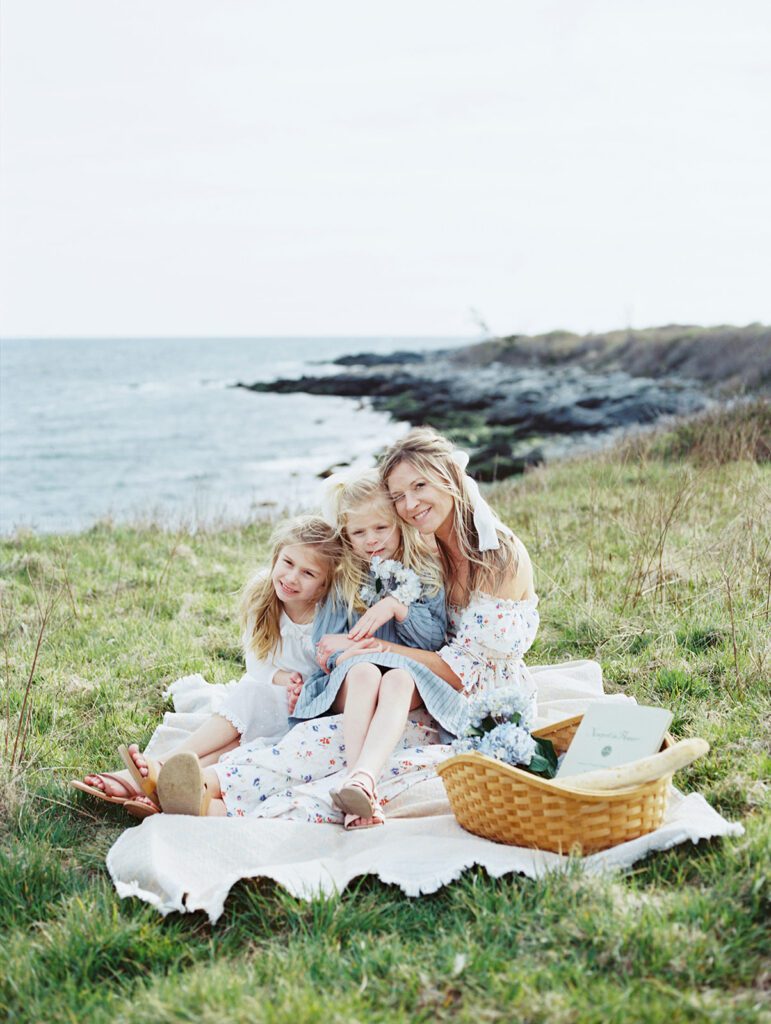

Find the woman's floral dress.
[{"left": 212, "top": 592, "right": 540, "bottom": 820}]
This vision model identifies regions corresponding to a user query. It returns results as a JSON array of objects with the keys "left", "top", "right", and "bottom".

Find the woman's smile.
[{"left": 386, "top": 461, "right": 454, "bottom": 536}]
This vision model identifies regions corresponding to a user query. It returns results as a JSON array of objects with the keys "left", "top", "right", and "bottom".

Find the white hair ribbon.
[
  {"left": 318, "top": 467, "right": 359, "bottom": 528},
  {"left": 449, "top": 449, "right": 512, "bottom": 552}
]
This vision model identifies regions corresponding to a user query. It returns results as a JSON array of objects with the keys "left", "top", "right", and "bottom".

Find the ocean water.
[{"left": 0, "top": 336, "right": 468, "bottom": 534}]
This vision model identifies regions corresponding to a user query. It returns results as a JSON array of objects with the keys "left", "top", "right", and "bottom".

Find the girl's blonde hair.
[
  {"left": 326, "top": 469, "right": 442, "bottom": 614},
  {"left": 240, "top": 515, "right": 342, "bottom": 660},
  {"left": 379, "top": 427, "right": 519, "bottom": 608}
]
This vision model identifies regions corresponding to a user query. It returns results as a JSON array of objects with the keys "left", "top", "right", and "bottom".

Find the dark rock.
[
  {"left": 238, "top": 345, "right": 714, "bottom": 482},
  {"left": 333, "top": 351, "right": 427, "bottom": 367},
  {"left": 469, "top": 445, "right": 545, "bottom": 482}
]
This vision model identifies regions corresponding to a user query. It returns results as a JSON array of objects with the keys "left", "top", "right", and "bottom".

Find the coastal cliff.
[{"left": 238, "top": 324, "right": 770, "bottom": 480}]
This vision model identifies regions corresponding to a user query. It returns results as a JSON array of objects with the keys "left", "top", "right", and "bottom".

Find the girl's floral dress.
[{"left": 212, "top": 592, "right": 540, "bottom": 820}]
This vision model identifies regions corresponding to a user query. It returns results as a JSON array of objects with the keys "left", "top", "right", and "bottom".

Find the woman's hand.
[
  {"left": 336, "top": 638, "right": 385, "bottom": 665},
  {"left": 315, "top": 634, "right": 358, "bottom": 672},
  {"left": 348, "top": 597, "right": 406, "bottom": 640}
]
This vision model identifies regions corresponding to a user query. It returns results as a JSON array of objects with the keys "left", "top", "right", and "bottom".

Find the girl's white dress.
[
  {"left": 215, "top": 613, "right": 319, "bottom": 743},
  {"left": 143, "top": 612, "right": 318, "bottom": 761},
  {"left": 209, "top": 592, "right": 544, "bottom": 819}
]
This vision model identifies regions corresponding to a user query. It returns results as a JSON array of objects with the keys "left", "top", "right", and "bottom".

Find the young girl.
[
  {"left": 290, "top": 469, "right": 468, "bottom": 827},
  {"left": 73, "top": 516, "right": 342, "bottom": 813},
  {"left": 155, "top": 470, "right": 468, "bottom": 827}
]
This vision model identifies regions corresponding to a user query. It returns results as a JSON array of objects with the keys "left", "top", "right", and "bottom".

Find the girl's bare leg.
[
  {"left": 331, "top": 662, "right": 382, "bottom": 769},
  {"left": 202, "top": 766, "right": 229, "bottom": 816},
  {"left": 352, "top": 669, "right": 421, "bottom": 781},
  {"left": 85, "top": 715, "right": 242, "bottom": 797},
  {"left": 123, "top": 714, "right": 242, "bottom": 779}
]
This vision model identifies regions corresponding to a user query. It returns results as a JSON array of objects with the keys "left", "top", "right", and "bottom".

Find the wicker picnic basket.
[{"left": 436, "top": 714, "right": 673, "bottom": 855}]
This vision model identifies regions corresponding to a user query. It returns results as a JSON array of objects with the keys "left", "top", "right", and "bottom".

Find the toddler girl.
[{"left": 289, "top": 470, "right": 467, "bottom": 827}]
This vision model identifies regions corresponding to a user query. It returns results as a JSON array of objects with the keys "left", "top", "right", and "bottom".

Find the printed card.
[{"left": 557, "top": 703, "right": 673, "bottom": 777}]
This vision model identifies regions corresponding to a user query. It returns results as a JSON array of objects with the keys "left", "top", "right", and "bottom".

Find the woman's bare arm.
[{"left": 376, "top": 639, "right": 463, "bottom": 691}]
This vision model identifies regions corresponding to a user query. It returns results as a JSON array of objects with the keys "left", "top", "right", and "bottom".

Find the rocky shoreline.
[{"left": 236, "top": 324, "right": 769, "bottom": 480}]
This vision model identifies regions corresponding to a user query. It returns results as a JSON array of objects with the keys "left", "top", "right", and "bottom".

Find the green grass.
[{"left": 1, "top": 427, "right": 769, "bottom": 1022}]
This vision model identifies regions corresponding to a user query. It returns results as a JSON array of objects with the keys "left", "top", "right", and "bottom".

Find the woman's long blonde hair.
[
  {"left": 379, "top": 427, "right": 519, "bottom": 608},
  {"left": 240, "top": 515, "right": 342, "bottom": 660},
  {"left": 326, "top": 469, "right": 442, "bottom": 615}
]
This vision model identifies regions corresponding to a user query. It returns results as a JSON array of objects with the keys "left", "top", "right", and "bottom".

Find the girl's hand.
[
  {"left": 316, "top": 634, "right": 357, "bottom": 671},
  {"left": 286, "top": 675, "right": 304, "bottom": 714},
  {"left": 273, "top": 669, "right": 303, "bottom": 688},
  {"left": 336, "top": 638, "right": 385, "bottom": 665},
  {"left": 348, "top": 597, "right": 405, "bottom": 640}
]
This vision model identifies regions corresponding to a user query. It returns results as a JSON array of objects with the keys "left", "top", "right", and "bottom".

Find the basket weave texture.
[{"left": 436, "top": 714, "right": 673, "bottom": 854}]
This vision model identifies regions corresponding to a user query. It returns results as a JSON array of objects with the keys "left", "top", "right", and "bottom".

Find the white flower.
[{"left": 359, "top": 556, "right": 424, "bottom": 608}]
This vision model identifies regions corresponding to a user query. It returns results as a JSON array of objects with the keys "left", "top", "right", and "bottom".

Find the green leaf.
[
  {"left": 534, "top": 737, "right": 558, "bottom": 772},
  {"left": 526, "top": 739, "right": 558, "bottom": 779},
  {"left": 375, "top": 578, "right": 382, "bottom": 593}
]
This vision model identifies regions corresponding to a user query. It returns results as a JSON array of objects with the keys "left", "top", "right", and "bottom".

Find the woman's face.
[
  {"left": 345, "top": 504, "right": 400, "bottom": 561},
  {"left": 386, "top": 460, "right": 454, "bottom": 537}
]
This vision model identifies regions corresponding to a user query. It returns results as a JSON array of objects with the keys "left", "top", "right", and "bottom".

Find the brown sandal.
[
  {"left": 118, "top": 744, "right": 161, "bottom": 797},
  {"left": 156, "top": 752, "right": 212, "bottom": 816},
  {"left": 70, "top": 774, "right": 159, "bottom": 817}
]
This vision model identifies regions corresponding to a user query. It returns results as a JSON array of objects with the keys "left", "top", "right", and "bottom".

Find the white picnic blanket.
[
  {"left": 107, "top": 788, "right": 741, "bottom": 923},
  {"left": 106, "top": 662, "right": 743, "bottom": 921}
]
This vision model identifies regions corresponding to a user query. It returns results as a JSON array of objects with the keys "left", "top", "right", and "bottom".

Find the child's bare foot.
[
  {"left": 72, "top": 772, "right": 160, "bottom": 816},
  {"left": 126, "top": 743, "right": 153, "bottom": 778},
  {"left": 82, "top": 769, "right": 137, "bottom": 799},
  {"left": 343, "top": 808, "right": 385, "bottom": 830}
]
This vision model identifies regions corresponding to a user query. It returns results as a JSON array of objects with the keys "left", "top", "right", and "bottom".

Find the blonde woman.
[{"left": 374, "top": 426, "right": 540, "bottom": 704}]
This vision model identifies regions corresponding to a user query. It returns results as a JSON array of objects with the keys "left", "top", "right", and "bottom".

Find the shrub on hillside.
[{"left": 639, "top": 401, "right": 770, "bottom": 465}]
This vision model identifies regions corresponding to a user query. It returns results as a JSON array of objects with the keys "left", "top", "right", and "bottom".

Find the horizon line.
[
  {"left": 0, "top": 333, "right": 477, "bottom": 343},
  {"left": 2, "top": 321, "right": 768, "bottom": 343}
]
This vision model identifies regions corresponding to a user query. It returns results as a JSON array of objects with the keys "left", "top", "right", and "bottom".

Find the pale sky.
[{"left": 1, "top": 0, "right": 769, "bottom": 338}]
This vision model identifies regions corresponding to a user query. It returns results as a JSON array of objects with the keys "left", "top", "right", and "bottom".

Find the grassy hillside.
[
  {"left": 452, "top": 323, "right": 771, "bottom": 393},
  {"left": 1, "top": 409, "right": 769, "bottom": 1023}
]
